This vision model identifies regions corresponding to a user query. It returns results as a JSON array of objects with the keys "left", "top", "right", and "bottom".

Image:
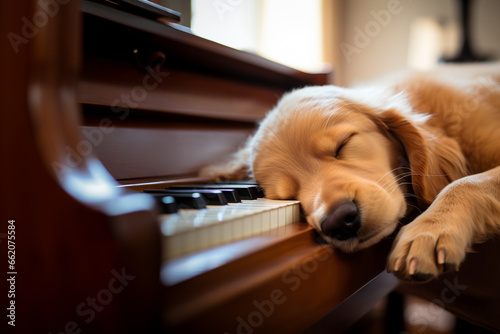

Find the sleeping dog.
[{"left": 203, "top": 63, "right": 500, "bottom": 283}]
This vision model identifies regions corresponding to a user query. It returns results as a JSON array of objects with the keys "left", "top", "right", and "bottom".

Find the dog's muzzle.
[{"left": 320, "top": 201, "right": 361, "bottom": 241}]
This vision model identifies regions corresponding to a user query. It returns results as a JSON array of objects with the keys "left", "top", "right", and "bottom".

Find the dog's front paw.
[{"left": 387, "top": 213, "right": 468, "bottom": 282}]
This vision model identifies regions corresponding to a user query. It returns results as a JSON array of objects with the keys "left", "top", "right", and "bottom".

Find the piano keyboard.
[{"left": 156, "top": 190, "right": 300, "bottom": 259}]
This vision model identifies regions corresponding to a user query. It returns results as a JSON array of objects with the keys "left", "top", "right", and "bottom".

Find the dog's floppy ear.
[{"left": 369, "top": 108, "right": 468, "bottom": 207}]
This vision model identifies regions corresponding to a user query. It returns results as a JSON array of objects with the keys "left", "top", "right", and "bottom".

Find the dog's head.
[{"left": 247, "top": 86, "right": 467, "bottom": 252}]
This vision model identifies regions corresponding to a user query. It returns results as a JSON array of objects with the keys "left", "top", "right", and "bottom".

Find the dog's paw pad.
[{"left": 387, "top": 220, "right": 467, "bottom": 282}]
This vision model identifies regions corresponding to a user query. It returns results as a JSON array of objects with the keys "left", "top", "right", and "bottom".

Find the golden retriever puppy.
[{"left": 204, "top": 63, "right": 500, "bottom": 282}]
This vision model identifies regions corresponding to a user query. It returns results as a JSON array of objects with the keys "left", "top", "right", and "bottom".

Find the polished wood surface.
[
  {"left": 1, "top": 1, "right": 160, "bottom": 333},
  {"left": 79, "top": 0, "right": 331, "bottom": 181},
  {"left": 80, "top": 120, "right": 254, "bottom": 180},
  {"left": 163, "top": 224, "right": 396, "bottom": 333},
  {"left": 1, "top": 1, "right": 396, "bottom": 333}
]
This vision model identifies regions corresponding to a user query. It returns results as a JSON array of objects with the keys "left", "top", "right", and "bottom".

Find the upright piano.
[{"left": 1, "top": 1, "right": 397, "bottom": 333}]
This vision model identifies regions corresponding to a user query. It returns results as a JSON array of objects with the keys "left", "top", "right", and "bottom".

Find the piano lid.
[
  {"left": 81, "top": 0, "right": 331, "bottom": 90},
  {"left": 87, "top": 0, "right": 182, "bottom": 22}
]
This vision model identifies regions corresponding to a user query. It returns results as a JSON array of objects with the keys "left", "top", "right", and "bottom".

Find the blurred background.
[{"left": 154, "top": 0, "right": 499, "bottom": 87}]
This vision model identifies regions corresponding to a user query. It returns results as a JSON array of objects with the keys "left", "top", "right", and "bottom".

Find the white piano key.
[
  {"left": 160, "top": 198, "right": 300, "bottom": 259},
  {"left": 165, "top": 230, "right": 182, "bottom": 258},
  {"left": 183, "top": 231, "right": 197, "bottom": 256},
  {"left": 286, "top": 204, "right": 294, "bottom": 225},
  {"left": 278, "top": 206, "right": 286, "bottom": 227},
  {"left": 195, "top": 226, "right": 210, "bottom": 253},
  {"left": 242, "top": 216, "right": 254, "bottom": 238},
  {"left": 252, "top": 212, "right": 262, "bottom": 235},
  {"left": 269, "top": 209, "right": 278, "bottom": 228},
  {"left": 260, "top": 210, "right": 271, "bottom": 232},
  {"left": 233, "top": 215, "right": 244, "bottom": 240},
  {"left": 292, "top": 203, "right": 300, "bottom": 222},
  {"left": 206, "top": 223, "right": 221, "bottom": 250},
  {"left": 221, "top": 221, "right": 233, "bottom": 244}
]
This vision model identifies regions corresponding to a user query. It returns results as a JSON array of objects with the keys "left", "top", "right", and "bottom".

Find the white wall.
[
  {"left": 191, "top": 0, "right": 326, "bottom": 72},
  {"left": 191, "top": 0, "right": 260, "bottom": 52},
  {"left": 187, "top": 0, "right": 499, "bottom": 87},
  {"left": 338, "top": 0, "right": 500, "bottom": 86}
]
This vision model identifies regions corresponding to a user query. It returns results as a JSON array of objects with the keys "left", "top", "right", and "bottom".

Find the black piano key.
[
  {"left": 217, "top": 189, "right": 241, "bottom": 203},
  {"left": 188, "top": 189, "right": 229, "bottom": 205},
  {"left": 203, "top": 184, "right": 260, "bottom": 200},
  {"left": 150, "top": 195, "right": 178, "bottom": 213},
  {"left": 153, "top": 189, "right": 228, "bottom": 205},
  {"left": 143, "top": 190, "right": 207, "bottom": 209},
  {"left": 170, "top": 184, "right": 258, "bottom": 200},
  {"left": 216, "top": 181, "right": 265, "bottom": 197},
  {"left": 165, "top": 187, "right": 240, "bottom": 203}
]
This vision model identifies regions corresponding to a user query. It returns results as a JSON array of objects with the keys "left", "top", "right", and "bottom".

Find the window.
[{"left": 191, "top": 0, "right": 330, "bottom": 73}]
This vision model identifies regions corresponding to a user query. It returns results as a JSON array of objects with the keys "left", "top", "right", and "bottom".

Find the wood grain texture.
[
  {"left": 163, "top": 224, "right": 394, "bottom": 334},
  {"left": 79, "top": 123, "right": 254, "bottom": 180},
  {"left": 79, "top": 58, "right": 284, "bottom": 122},
  {"left": 1, "top": 1, "right": 161, "bottom": 333}
]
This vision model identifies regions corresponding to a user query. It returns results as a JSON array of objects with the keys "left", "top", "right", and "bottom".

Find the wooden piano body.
[{"left": 1, "top": 1, "right": 397, "bottom": 333}]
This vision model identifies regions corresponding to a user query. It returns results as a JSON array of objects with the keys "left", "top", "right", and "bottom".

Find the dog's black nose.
[{"left": 321, "top": 201, "right": 361, "bottom": 241}]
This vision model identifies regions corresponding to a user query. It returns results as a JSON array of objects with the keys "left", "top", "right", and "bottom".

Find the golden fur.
[{"left": 203, "top": 63, "right": 500, "bottom": 282}]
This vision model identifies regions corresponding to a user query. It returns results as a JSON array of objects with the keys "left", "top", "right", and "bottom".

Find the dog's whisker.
[
  {"left": 409, "top": 172, "right": 451, "bottom": 177},
  {"left": 404, "top": 202, "right": 424, "bottom": 214},
  {"left": 375, "top": 174, "right": 411, "bottom": 197},
  {"left": 377, "top": 167, "right": 412, "bottom": 183},
  {"left": 374, "top": 167, "right": 411, "bottom": 186},
  {"left": 402, "top": 191, "right": 427, "bottom": 207},
  {"left": 388, "top": 182, "right": 414, "bottom": 197},
  {"left": 377, "top": 171, "right": 413, "bottom": 192}
]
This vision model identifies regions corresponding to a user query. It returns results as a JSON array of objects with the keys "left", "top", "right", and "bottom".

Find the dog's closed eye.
[
  {"left": 313, "top": 129, "right": 357, "bottom": 159},
  {"left": 333, "top": 133, "right": 357, "bottom": 159}
]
